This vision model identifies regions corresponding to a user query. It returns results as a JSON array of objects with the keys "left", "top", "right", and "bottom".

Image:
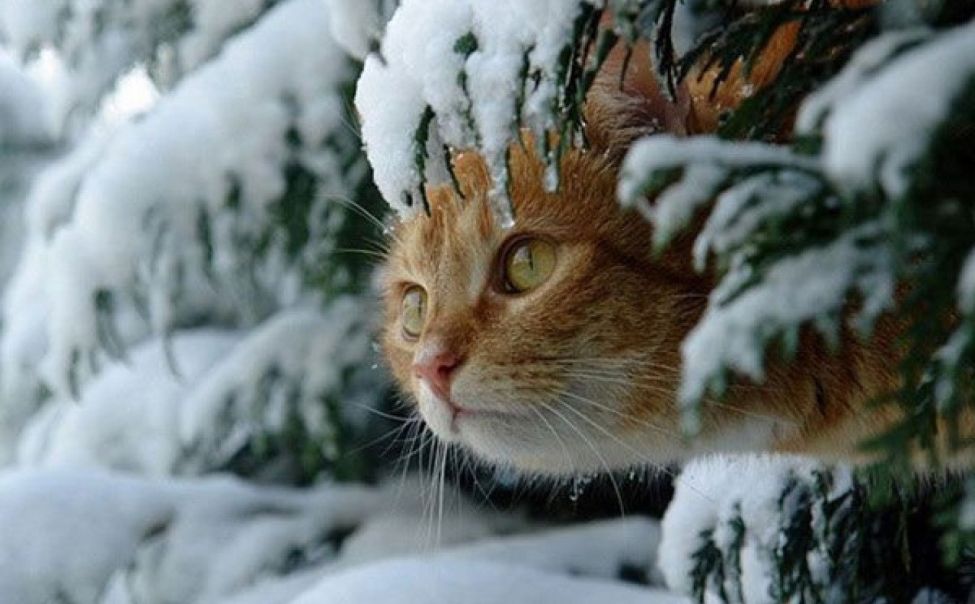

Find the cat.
[{"left": 378, "top": 12, "right": 924, "bottom": 475}]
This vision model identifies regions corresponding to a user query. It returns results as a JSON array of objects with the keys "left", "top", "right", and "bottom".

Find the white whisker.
[
  {"left": 536, "top": 401, "right": 627, "bottom": 518},
  {"left": 559, "top": 387, "right": 677, "bottom": 438},
  {"left": 527, "top": 404, "right": 575, "bottom": 471},
  {"left": 554, "top": 395, "right": 712, "bottom": 502}
]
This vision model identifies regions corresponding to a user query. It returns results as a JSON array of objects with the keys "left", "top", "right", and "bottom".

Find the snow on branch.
[
  {"left": 0, "top": 53, "right": 52, "bottom": 148},
  {"left": 287, "top": 517, "right": 675, "bottom": 604},
  {"left": 324, "top": 0, "right": 398, "bottom": 61},
  {"left": 681, "top": 222, "right": 893, "bottom": 411},
  {"left": 659, "top": 456, "right": 859, "bottom": 604},
  {"left": 799, "top": 22, "right": 975, "bottom": 199},
  {"left": 618, "top": 20, "right": 975, "bottom": 433},
  {"left": 618, "top": 135, "right": 818, "bottom": 250},
  {"left": 659, "top": 455, "right": 961, "bottom": 603},
  {"left": 0, "top": 132, "right": 110, "bottom": 458},
  {"left": 0, "top": 467, "right": 675, "bottom": 604},
  {"left": 0, "top": 468, "right": 383, "bottom": 603},
  {"left": 355, "top": 0, "right": 611, "bottom": 224},
  {"left": 1, "top": 0, "right": 361, "bottom": 401},
  {"left": 0, "top": 0, "right": 275, "bottom": 128},
  {"left": 177, "top": 301, "right": 376, "bottom": 479},
  {"left": 292, "top": 558, "right": 684, "bottom": 604},
  {"left": 17, "top": 329, "right": 239, "bottom": 475},
  {"left": 615, "top": 133, "right": 895, "bottom": 420},
  {"left": 16, "top": 303, "right": 379, "bottom": 483}
]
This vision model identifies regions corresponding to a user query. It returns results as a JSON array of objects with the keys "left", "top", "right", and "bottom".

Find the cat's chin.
[
  {"left": 415, "top": 387, "right": 584, "bottom": 473},
  {"left": 457, "top": 426, "right": 681, "bottom": 476},
  {"left": 416, "top": 387, "right": 685, "bottom": 475},
  {"left": 416, "top": 386, "right": 540, "bottom": 448}
]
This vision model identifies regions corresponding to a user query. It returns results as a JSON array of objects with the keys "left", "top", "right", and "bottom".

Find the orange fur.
[{"left": 379, "top": 4, "right": 962, "bottom": 474}]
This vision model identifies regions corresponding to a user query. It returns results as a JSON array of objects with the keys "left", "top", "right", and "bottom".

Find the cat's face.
[
  {"left": 380, "top": 145, "right": 717, "bottom": 474},
  {"left": 376, "top": 28, "right": 901, "bottom": 473}
]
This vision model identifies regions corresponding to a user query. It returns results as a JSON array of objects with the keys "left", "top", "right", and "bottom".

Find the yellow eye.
[
  {"left": 503, "top": 238, "right": 557, "bottom": 293},
  {"left": 401, "top": 286, "right": 427, "bottom": 339}
]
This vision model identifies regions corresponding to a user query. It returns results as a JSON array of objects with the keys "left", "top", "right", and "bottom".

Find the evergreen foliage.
[
  {"left": 621, "top": 1, "right": 975, "bottom": 600},
  {"left": 687, "top": 468, "right": 971, "bottom": 603}
]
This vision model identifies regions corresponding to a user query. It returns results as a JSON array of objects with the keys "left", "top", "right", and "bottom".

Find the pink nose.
[{"left": 413, "top": 351, "right": 463, "bottom": 401}]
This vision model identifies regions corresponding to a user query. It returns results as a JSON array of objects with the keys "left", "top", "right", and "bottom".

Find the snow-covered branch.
[
  {"left": 3, "top": 0, "right": 361, "bottom": 403},
  {"left": 0, "top": 0, "right": 276, "bottom": 129}
]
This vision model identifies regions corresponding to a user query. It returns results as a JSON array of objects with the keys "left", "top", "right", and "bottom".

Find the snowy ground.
[{"left": 0, "top": 467, "right": 690, "bottom": 603}]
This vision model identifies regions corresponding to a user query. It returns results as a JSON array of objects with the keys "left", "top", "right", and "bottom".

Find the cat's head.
[
  {"left": 379, "top": 139, "right": 713, "bottom": 473},
  {"left": 377, "top": 37, "right": 796, "bottom": 474}
]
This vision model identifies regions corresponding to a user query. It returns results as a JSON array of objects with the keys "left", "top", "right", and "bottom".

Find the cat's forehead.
[
  {"left": 387, "top": 185, "right": 500, "bottom": 303},
  {"left": 384, "top": 146, "right": 625, "bottom": 297}
]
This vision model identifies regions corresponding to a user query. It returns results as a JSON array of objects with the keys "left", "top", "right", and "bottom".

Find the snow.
[
  {"left": 0, "top": 182, "right": 28, "bottom": 291},
  {"left": 693, "top": 171, "right": 822, "bottom": 271},
  {"left": 0, "top": 131, "right": 112, "bottom": 463},
  {"left": 0, "top": 468, "right": 384, "bottom": 603},
  {"left": 618, "top": 135, "right": 817, "bottom": 249},
  {"left": 659, "top": 455, "right": 848, "bottom": 604},
  {"left": 0, "top": 2, "right": 64, "bottom": 62},
  {"left": 616, "top": 131, "right": 897, "bottom": 412},
  {"left": 4, "top": 0, "right": 356, "bottom": 400},
  {"left": 178, "top": 302, "right": 376, "bottom": 475},
  {"left": 9, "top": 299, "right": 377, "bottom": 482},
  {"left": 98, "top": 66, "right": 160, "bottom": 125},
  {"left": 292, "top": 558, "right": 686, "bottom": 604},
  {"left": 807, "top": 23, "right": 975, "bottom": 198},
  {"left": 794, "top": 29, "right": 927, "bottom": 134},
  {"left": 17, "top": 330, "right": 240, "bottom": 475},
  {"left": 646, "top": 164, "right": 728, "bottom": 246},
  {"left": 440, "top": 517, "right": 661, "bottom": 578},
  {"left": 0, "top": 51, "right": 55, "bottom": 296},
  {"left": 0, "top": 467, "right": 683, "bottom": 604},
  {"left": 679, "top": 221, "right": 893, "bottom": 407},
  {"left": 934, "top": 248, "right": 975, "bottom": 406},
  {"left": 0, "top": 52, "right": 51, "bottom": 147},
  {"left": 0, "top": 0, "right": 274, "bottom": 130},
  {"left": 290, "top": 516, "right": 677, "bottom": 603},
  {"left": 111, "top": 483, "right": 378, "bottom": 602},
  {"left": 0, "top": 470, "right": 173, "bottom": 603},
  {"left": 325, "top": 0, "right": 396, "bottom": 61},
  {"left": 178, "top": 0, "right": 270, "bottom": 76},
  {"left": 355, "top": 0, "right": 598, "bottom": 223}
]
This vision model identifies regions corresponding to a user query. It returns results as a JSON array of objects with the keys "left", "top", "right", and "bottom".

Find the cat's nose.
[{"left": 413, "top": 349, "right": 463, "bottom": 401}]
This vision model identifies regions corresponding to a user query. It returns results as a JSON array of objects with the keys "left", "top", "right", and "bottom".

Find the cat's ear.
[
  {"left": 586, "top": 14, "right": 803, "bottom": 150},
  {"left": 682, "top": 21, "right": 800, "bottom": 135},
  {"left": 584, "top": 36, "right": 691, "bottom": 157}
]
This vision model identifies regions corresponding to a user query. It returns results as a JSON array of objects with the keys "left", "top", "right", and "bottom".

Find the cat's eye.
[
  {"left": 401, "top": 285, "right": 427, "bottom": 339},
  {"left": 502, "top": 238, "right": 557, "bottom": 293}
]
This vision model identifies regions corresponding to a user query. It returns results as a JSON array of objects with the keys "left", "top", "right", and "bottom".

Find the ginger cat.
[{"left": 378, "top": 14, "right": 911, "bottom": 475}]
